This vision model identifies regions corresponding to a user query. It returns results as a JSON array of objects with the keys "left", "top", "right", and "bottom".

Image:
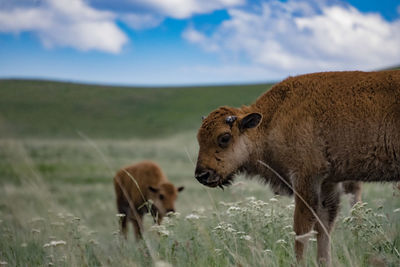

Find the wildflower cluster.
[
  {"left": 27, "top": 211, "right": 100, "bottom": 266},
  {"left": 150, "top": 224, "right": 170, "bottom": 237},
  {"left": 342, "top": 202, "right": 399, "bottom": 258},
  {"left": 208, "top": 195, "right": 295, "bottom": 263}
]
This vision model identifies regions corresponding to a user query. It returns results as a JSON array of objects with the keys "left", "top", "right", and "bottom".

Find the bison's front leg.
[{"left": 293, "top": 183, "right": 319, "bottom": 263}]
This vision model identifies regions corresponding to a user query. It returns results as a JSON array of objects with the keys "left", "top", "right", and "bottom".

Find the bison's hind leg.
[
  {"left": 315, "top": 182, "right": 341, "bottom": 266},
  {"left": 293, "top": 177, "right": 320, "bottom": 263},
  {"left": 293, "top": 174, "right": 340, "bottom": 266}
]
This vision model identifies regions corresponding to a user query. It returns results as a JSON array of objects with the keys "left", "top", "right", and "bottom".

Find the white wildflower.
[
  {"left": 227, "top": 206, "right": 241, "bottom": 215},
  {"left": 264, "top": 249, "right": 272, "bottom": 253},
  {"left": 283, "top": 225, "right": 292, "bottom": 230},
  {"left": 213, "top": 225, "right": 223, "bottom": 231},
  {"left": 151, "top": 225, "right": 170, "bottom": 237},
  {"left": 242, "top": 235, "right": 252, "bottom": 241},
  {"left": 196, "top": 207, "right": 205, "bottom": 214},
  {"left": 169, "top": 211, "right": 181, "bottom": 218},
  {"left": 269, "top": 197, "right": 278, "bottom": 203},
  {"left": 31, "top": 229, "right": 41, "bottom": 234},
  {"left": 43, "top": 240, "right": 67, "bottom": 248},
  {"left": 309, "top": 238, "right": 317, "bottom": 242},
  {"left": 185, "top": 214, "right": 200, "bottom": 220},
  {"left": 286, "top": 204, "right": 295, "bottom": 209},
  {"left": 116, "top": 213, "right": 126, "bottom": 217},
  {"left": 393, "top": 208, "right": 400, "bottom": 213},
  {"left": 276, "top": 239, "right": 287, "bottom": 244},
  {"left": 225, "top": 226, "right": 236, "bottom": 233}
]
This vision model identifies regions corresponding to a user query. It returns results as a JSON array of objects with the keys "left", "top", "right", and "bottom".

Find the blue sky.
[{"left": 0, "top": 0, "right": 399, "bottom": 85}]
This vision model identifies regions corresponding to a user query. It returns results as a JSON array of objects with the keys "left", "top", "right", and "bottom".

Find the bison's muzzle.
[{"left": 194, "top": 166, "right": 220, "bottom": 187}]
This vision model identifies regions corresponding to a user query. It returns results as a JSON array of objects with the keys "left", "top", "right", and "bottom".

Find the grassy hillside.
[{"left": 0, "top": 79, "right": 271, "bottom": 139}]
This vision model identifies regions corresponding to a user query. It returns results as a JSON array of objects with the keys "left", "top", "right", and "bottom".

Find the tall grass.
[{"left": 0, "top": 133, "right": 399, "bottom": 266}]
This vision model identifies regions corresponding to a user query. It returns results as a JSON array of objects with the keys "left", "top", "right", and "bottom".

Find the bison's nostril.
[{"left": 195, "top": 170, "right": 210, "bottom": 181}]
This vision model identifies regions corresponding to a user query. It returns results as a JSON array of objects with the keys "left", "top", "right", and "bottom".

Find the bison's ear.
[
  {"left": 177, "top": 186, "right": 185, "bottom": 192},
  {"left": 239, "top": 113, "right": 262, "bottom": 131},
  {"left": 148, "top": 186, "right": 159, "bottom": 193}
]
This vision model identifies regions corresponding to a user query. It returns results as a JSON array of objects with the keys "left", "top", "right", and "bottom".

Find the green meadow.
[{"left": 0, "top": 80, "right": 399, "bottom": 266}]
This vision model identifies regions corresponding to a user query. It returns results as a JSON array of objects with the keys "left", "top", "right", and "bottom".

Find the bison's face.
[
  {"left": 148, "top": 183, "right": 184, "bottom": 217},
  {"left": 195, "top": 107, "right": 262, "bottom": 188}
]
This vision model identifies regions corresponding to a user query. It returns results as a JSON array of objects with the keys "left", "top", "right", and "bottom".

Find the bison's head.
[
  {"left": 195, "top": 106, "right": 262, "bottom": 188},
  {"left": 148, "top": 183, "right": 184, "bottom": 217}
]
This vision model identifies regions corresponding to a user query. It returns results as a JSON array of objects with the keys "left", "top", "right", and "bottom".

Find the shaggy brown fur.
[
  {"left": 195, "top": 70, "right": 400, "bottom": 265},
  {"left": 114, "top": 161, "right": 184, "bottom": 240}
]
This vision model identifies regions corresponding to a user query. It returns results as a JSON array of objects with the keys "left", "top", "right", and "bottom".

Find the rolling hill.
[{"left": 0, "top": 79, "right": 271, "bottom": 139}]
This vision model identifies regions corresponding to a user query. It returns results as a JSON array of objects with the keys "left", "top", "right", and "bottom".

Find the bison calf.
[
  {"left": 195, "top": 70, "right": 400, "bottom": 265},
  {"left": 114, "top": 161, "right": 184, "bottom": 240}
]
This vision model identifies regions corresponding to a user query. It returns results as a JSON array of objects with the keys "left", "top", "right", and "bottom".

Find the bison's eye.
[
  {"left": 218, "top": 133, "right": 231, "bottom": 148},
  {"left": 159, "top": 194, "right": 165, "bottom": 200}
]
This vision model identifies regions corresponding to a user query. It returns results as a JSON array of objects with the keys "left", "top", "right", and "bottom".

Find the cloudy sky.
[{"left": 0, "top": 0, "right": 399, "bottom": 85}]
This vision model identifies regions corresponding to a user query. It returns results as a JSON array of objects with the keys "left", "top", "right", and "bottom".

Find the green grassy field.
[
  {"left": 0, "top": 79, "right": 269, "bottom": 139},
  {"left": 0, "top": 80, "right": 399, "bottom": 266}
]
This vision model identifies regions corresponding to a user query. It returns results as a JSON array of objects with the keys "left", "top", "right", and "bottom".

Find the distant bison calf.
[
  {"left": 195, "top": 70, "right": 400, "bottom": 265},
  {"left": 114, "top": 161, "right": 184, "bottom": 239}
]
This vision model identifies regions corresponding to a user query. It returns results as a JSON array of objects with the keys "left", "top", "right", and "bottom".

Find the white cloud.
[
  {"left": 132, "top": 0, "right": 245, "bottom": 19},
  {"left": 182, "top": 27, "right": 219, "bottom": 52},
  {"left": 0, "top": 0, "right": 128, "bottom": 53},
  {"left": 120, "top": 13, "right": 163, "bottom": 30},
  {"left": 183, "top": 0, "right": 400, "bottom": 75}
]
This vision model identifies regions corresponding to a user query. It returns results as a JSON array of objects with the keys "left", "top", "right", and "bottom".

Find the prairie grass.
[{"left": 0, "top": 134, "right": 399, "bottom": 266}]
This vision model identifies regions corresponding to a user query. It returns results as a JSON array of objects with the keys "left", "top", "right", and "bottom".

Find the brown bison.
[
  {"left": 195, "top": 70, "right": 400, "bottom": 264},
  {"left": 114, "top": 161, "right": 184, "bottom": 239}
]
